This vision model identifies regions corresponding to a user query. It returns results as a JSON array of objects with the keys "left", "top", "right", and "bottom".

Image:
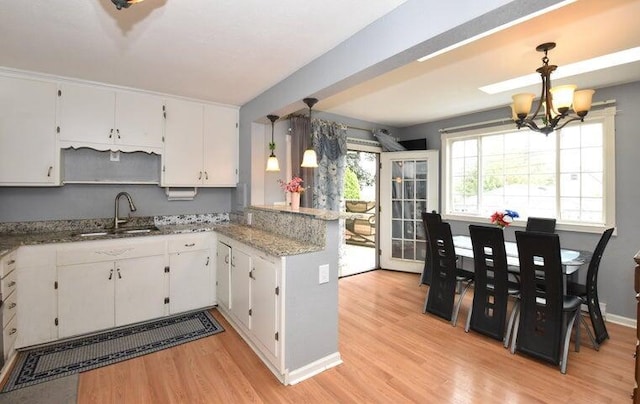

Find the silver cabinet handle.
[
  {"left": 7, "top": 260, "right": 15, "bottom": 265},
  {"left": 9, "top": 328, "right": 17, "bottom": 335},
  {"left": 108, "top": 268, "right": 113, "bottom": 280},
  {"left": 8, "top": 302, "right": 16, "bottom": 309},
  {"left": 47, "top": 166, "right": 53, "bottom": 177},
  {"left": 8, "top": 281, "right": 16, "bottom": 287},
  {"left": 116, "top": 129, "right": 121, "bottom": 139},
  {"left": 224, "top": 255, "right": 229, "bottom": 264},
  {"left": 117, "top": 267, "right": 122, "bottom": 279},
  {"left": 198, "top": 171, "right": 203, "bottom": 180},
  {"left": 184, "top": 243, "right": 196, "bottom": 247},
  {"left": 109, "top": 128, "right": 114, "bottom": 139},
  {"left": 205, "top": 172, "right": 209, "bottom": 180},
  {"left": 206, "top": 256, "right": 210, "bottom": 266}
]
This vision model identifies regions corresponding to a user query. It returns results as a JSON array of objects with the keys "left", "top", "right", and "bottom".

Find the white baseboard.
[
  {"left": 285, "top": 352, "right": 343, "bottom": 385},
  {"left": 606, "top": 313, "right": 636, "bottom": 328}
]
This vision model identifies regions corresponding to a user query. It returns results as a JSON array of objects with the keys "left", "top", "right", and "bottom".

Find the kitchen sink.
[{"left": 71, "top": 225, "right": 160, "bottom": 237}]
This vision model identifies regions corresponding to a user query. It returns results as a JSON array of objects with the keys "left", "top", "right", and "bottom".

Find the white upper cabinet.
[
  {"left": 163, "top": 99, "right": 238, "bottom": 187},
  {"left": 0, "top": 76, "right": 59, "bottom": 186},
  {"left": 203, "top": 104, "right": 238, "bottom": 186},
  {"left": 162, "top": 98, "right": 204, "bottom": 186},
  {"left": 58, "top": 83, "right": 164, "bottom": 153}
]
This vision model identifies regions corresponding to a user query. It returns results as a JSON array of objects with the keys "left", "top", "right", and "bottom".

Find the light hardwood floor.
[{"left": 78, "top": 270, "right": 635, "bottom": 403}]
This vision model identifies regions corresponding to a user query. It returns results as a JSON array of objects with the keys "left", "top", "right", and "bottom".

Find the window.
[{"left": 442, "top": 107, "right": 615, "bottom": 232}]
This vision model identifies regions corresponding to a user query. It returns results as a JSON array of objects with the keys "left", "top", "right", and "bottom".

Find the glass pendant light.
[
  {"left": 266, "top": 114, "right": 280, "bottom": 172},
  {"left": 301, "top": 97, "right": 318, "bottom": 168}
]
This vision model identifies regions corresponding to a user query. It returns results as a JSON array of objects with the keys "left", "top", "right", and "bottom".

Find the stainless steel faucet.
[{"left": 114, "top": 192, "right": 137, "bottom": 229}]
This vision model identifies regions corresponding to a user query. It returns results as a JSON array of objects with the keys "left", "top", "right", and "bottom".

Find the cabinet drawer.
[
  {"left": 2, "top": 291, "right": 17, "bottom": 328},
  {"left": 1, "top": 250, "right": 17, "bottom": 278},
  {"left": 57, "top": 239, "right": 166, "bottom": 266},
  {"left": 168, "top": 234, "right": 210, "bottom": 253},
  {"left": 3, "top": 314, "right": 18, "bottom": 361},
  {"left": 1, "top": 270, "right": 17, "bottom": 301}
]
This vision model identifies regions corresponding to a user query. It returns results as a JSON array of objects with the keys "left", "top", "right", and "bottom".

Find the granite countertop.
[
  {"left": 0, "top": 214, "right": 323, "bottom": 258},
  {"left": 249, "top": 205, "right": 341, "bottom": 221}
]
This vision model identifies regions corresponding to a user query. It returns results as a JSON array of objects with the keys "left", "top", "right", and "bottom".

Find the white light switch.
[{"left": 319, "top": 264, "right": 329, "bottom": 284}]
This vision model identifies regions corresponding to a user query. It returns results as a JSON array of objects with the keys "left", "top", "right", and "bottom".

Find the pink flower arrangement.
[
  {"left": 279, "top": 176, "right": 305, "bottom": 193},
  {"left": 490, "top": 209, "right": 519, "bottom": 228}
]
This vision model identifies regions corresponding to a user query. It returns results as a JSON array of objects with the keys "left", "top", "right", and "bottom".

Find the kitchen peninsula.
[{"left": 0, "top": 206, "right": 342, "bottom": 385}]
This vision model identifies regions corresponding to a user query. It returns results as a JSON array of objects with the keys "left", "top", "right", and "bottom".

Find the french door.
[{"left": 380, "top": 150, "right": 439, "bottom": 273}]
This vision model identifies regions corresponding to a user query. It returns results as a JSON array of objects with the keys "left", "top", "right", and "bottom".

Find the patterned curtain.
[{"left": 312, "top": 119, "right": 348, "bottom": 211}]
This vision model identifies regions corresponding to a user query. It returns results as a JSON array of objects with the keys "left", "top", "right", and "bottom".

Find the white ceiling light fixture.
[
  {"left": 481, "top": 46, "right": 640, "bottom": 94},
  {"left": 111, "top": 0, "right": 144, "bottom": 10},
  {"left": 266, "top": 114, "right": 280, "bottom": 172},
  {"left": 300, "top": 97, "right": 319, "bottom": 168},
  {"left": 511, "top": 42, "right": 594, "bottom": 136}
]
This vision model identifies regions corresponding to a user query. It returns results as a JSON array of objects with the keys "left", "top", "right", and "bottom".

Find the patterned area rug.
[{"left": 2, "top": 310, "right": 224, "bottom": 392}]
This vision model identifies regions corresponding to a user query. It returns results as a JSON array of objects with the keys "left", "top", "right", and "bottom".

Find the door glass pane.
[{"left": 392, "top": 239, "right": 402, "bottom": 258}]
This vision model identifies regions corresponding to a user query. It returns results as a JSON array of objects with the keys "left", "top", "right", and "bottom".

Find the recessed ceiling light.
[{"left": 480, "top": 46, "right": 640, "bottom": 94}]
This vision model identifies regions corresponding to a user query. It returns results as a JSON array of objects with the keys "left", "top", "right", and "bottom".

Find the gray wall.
[
  {"left": 0, "top": 184, "right": 231, "bottom": 222},
  {"left": 238, "top": 0, "right": 567, "bottom": 208},
  {"left": 398, "top": 80, "right": 640, "bottom": 319}
]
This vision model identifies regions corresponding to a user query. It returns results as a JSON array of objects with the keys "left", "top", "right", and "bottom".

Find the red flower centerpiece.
[{"left": 490, "top": 209, "right": 519, "bottom": 228}]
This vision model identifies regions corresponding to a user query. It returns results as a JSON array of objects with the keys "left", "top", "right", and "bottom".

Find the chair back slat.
[
  {"left": 420, "top": 211, "right": 443, "bottom": 285},
  {"left": 469, "top": 225, "right": 509, "bottom": 340},
  {"left": 515, "top": 231, "right": 564, "bottom": 365},
  {"left": 424, "top": 221, "right": 457, "bottom": 321},
  {"left": 586, "top": 227, "right": 614, "bottom": 343},
  {"left": 525, "top": 217, "right": 556, "bottom": 233}
]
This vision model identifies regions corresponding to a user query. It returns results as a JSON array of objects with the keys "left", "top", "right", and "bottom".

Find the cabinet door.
[
  {"left": 169, "top": 249, "right": 212, "bottom": 314},
  {"left": 58, "top": 83, "right": 115, "bottom": 147},
  {"left": 115, "top": 91, "right": 164, "bottom": 151},
  {"left": 0, "top": 76, "right": 58, "bottom": 185},
  {"left": 163, "top": 98, "right": 203, "bottom": 186},
  {"left": 251, "top": 254, "right": 279, "bottom": 360},
  {"left": 216, "top": 242, "right": 231, "bottom": 310},
  {"left": 203, "top": 104, "right": 238, "bottom": 186},
  {"left": 17, "top": 264, "right": 57, "bottom": 348},
  {"left": 231, "top": 248, "right": 251, "bottom": 330},
  {"left": 58, "top": 262, "right": 115, "bottom": 338},
  {"left": 115, "top": 255, "right": 167, "bottom": 326}
]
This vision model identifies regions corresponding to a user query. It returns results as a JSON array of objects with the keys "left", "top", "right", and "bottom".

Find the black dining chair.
[
  {"left": 567, "top": 227, "right": 614, "bottom": 349},
  {"left": 465, "top": 225, "right": 520, "bottom": 343},
  {"left": 419, "top": 211, "right": 442, "bottom": 286},
  {"left": 423, "top": 221, "right": 474, "bottom": 326},
  {"left": 525, "top": 217, "right": 557, "bottom": 233},
  {"left": 511, "top": 231, "right": 582, "bottom": 374}
]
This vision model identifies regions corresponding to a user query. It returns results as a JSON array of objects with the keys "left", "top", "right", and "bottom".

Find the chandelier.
[
  {"left": 111, "top": 0, "right": 144, "bottom": 10},
  {"left": 512, "top": 42, "right": 595, "bottom": 135}
]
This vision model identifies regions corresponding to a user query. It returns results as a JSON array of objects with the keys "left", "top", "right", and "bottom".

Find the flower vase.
[{"left": 290, "top": 192, "right": 301, "bottom": 210}]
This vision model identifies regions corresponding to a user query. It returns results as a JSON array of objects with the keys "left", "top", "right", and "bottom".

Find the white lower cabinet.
[
  {"left": 56, "top": 238, "right": 166, "bottom": 339},
  {"left": 250, "top": 253, "right": 279, "bottom": 362},
  {"left": 168, "top": 233, "right": 214, "bottom": 314},
  {"left": 16, "top": 245, "right": 57, "bottom": 348},
  {"left": 217, "top": 236, "right": 281, "bottom": 374},
  {"left": 230, "top": 247, "right": 252, "bottom": 330},
  {"left": 216, "top": 241, "right": 231, "bottom": 311}
]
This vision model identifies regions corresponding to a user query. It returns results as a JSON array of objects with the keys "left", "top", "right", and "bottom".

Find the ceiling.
[
  {"left": 2, "top": 0, "right": 639, "bottom": 128},
  {"left": 0, "top": 0, "right": 406, "bottom": 106},
  {"left": 321, "top": 0, "right": 640, "bottom": 126}
]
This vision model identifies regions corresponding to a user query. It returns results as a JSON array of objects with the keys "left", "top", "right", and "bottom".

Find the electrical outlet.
[
  {"left": 319, "top": 264, "right": 329, "bottom": 284},
  {"left": 110, "top": 151, "right": 120, "bottom": 162},
  {"left": 246, "top": 212, "right": 253, "bottom": 226}
]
